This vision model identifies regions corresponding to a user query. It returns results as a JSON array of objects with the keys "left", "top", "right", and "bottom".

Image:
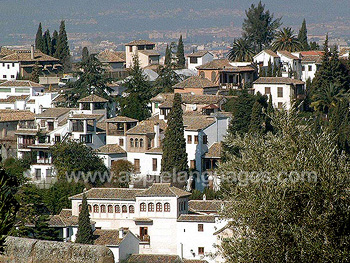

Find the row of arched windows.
[
  {"left": 130, "top": 138, "right": 144, "bottom": 148},
  {"left": 140, "top": 202, "right": 170, "bottom": 212},
  {"left": 79, "top": 204, "right": 134, "bottom": 214}
]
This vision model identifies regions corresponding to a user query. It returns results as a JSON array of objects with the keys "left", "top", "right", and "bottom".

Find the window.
[
  {"left": 194, "top": 135, "right": 199, "bottom": 144},
  {"left": 108, "top": 205, "right": 113, "bottom": 213},
  {"left": 199, "top": 71, "right": 205, "bottom": 78},
  {"left": 277, "top": 87, "right": 283, "bottom": 98},
  {"left": 148, "top": 203, "right": 154, "bottom": 212},
  {"left": 265, "top": 87, "right": 271, "bottom": 95},
  {"left": 80, "top": 134, "right": 92, "bottom": 143},
  {"left": 156, "top": 202, "right": 162, "bottom": 212},
  {"left": 10, "top": 75, "right": 14, "bottom": 79},
  {"left": 122, "top": 205, "right": 127, "bottom": 213},
  {"left": 0, "top": 88, "right": 11, "bottom": 92},
  {"left": 46, "top": 169, "right": 53, "bottom": 177},
  {"left": 198, "top": 247, "right": 204, "bottom": 255},
  {"left": 130, "top": 138, "right": 134, "bottom": 147},
  {"left": 7, "top": 65, "right": 9, "bottom": 69},
  {"left": 211, "top": 71, "right": 216, "bottom": 82},
  {"left": 308, "top": 65, "right": 312, "bottom": 71},
  {"left": 48, "top": 122, "right": 54, "bottom": 131},
  {"left": 152, "top": 158, "right": 157, "bottom": 171},
  {"left": 140, "top": 202, "right": 146, "bottom": 212},
  {"left": 100, "top": 205, "right": 106, "bottom": 213},
  {"left": 79, "top": 204, "right": 82, "bottom": 212},
  {"left": 41, "top": 120, "right": 46, "bottom": 127},
  {"left": 129, "top": 46, "right": 132, "bottom": 52},
  {"left": 302, "top": 66, "right": 305, "bottom": 71},
  {"left": 164, "top": 202, "right": 170, "bottom": 212},
  {"left": 190, "top": 160, "right": 196, "bottom": 169},
  {"left": 129, "top": 205, "right": 134, "bottom": 213},
  {"left": 190, "top": 57, "right": 198, "bottom": 64},
  {"left": 115, "top": 205, "right": 120, "bottom": 213},
  {"left": 135, "top": 138, "right": 139, "bottom": 147},
  {"left": 134, "top": 159, "right": 140, "bottom": 173},
  {"left": 119, "top": 138, "right": 124, "bottom": 146},
  {"left": 187, "top": 135, "right": 192, "bottom": 144},
  {"left": 15, "top": 88, "right": 30, "bottom": 93},
  {"left": 12, "top": 63, "right": 14, "bottom": 67},
  {"left": 198, "top": 224, "right": 204, "bottom": 232},
  {"left": 278, "top": 102, "right": 283, "bottom": 109},
  {"left": 140, "top": 138, "right": 144, "bottom": 148},
  {"left": 93, "top": 205, "right": 99, "bottom": 213},
  {"left": 155, "top": 102, "right": 159, "bottom": 109},
  {"left": 203, "top": 135, "right": 208, "bottom": 144},
  {"left": 88, "top": 205, "right": 92, "bottom": 213},
  {"left": 35, "top": 169, "right": 41, "bottom": 180},
  {"left": 55, "top": 135, "right": 61, "bottom": 143},
  {"left": 3, "top": 75, "right": 6, "bottom": 79}
]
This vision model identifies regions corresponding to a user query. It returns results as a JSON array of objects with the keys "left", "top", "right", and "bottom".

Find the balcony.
[
  {"left": 139, "top": 235, "right": 150, "bottom": 244},
  {"left": 18, "top": 143, "right": 34, "bottom": 149},
  {"left": 37, "top": 158, "right": 51, "bottom": 164},
  {"left": 17, "top": 123, "right": 39, "bottom": 130}
]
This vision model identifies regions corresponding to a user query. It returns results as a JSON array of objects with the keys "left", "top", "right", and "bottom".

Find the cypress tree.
[
  {"left": 51, "top": 30, "right": 58, "bottom": 56},
  {"left": 265, "top": 94, "right": 274, "bottom": 132},
  {"left": 33, "top": 215, "right": 61, "bottom": 241},
  {"left": 309, "top": 41, "right": 319, "bottom": 50},
  {"left": 272, "top": 64, "right": 278, "bottom": 77},
  {"left": 75, "top": 193, "right": 94, "bottom": 244},
  {"left": 298, "top": 19, "right": 309, "bottom": 51},
  {"left": 161, "top": 93, "right": 188, "bottom": 173},
  {"left": 30, "top": 62, "right": 40, "bottom": 83},
  {"left": 55, "top": 20, "right": 71, "bottom": 72},
  {"left": 35, "top": 23, "right": 44, "bottom": 52},
  {"left": 277, "top": 66, "right": 282, "bottom": 77},
  {"left": 176, "top": 35, "right": 185, "bottom": 69},
  {"left": 43, "top": 29, "right": 52, "bottom": 55},
  {"left": 267, "top": 59, "right": 273, "bottom": 77},
  {"left": 249, "top": 101, "right": 264, "bottom": 134},
  {"left": 164, "top": 44, "right": 171, "bottom": 67},
  {"left": 81, "top": 47, "right": 89, "bottom": 63}
]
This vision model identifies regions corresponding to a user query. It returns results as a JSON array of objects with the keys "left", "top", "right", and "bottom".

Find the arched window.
[
  {"left": 164, "top": 202, "right": 170, "bottom": 212},
  {"left": 115, "top": 205, "right": 120, "bottom": 213},
  {"left": 93, "top": 204, "right": 99, "bottom": 213},
  {"left": 101, "top": 205, "right": 106, "bottom": 213},
  {"left": 108, "top": 205, "right": 113, "bottom": 213},
  {"left": 79, "top": 204, "right": 82, "bottom": 212},
  {"left": 129, "top": 205, "right": 135, "bottom": 213},
  {"left": 122, "top": 205, "right": 127, "bottom": 213},
  {"left": 199, "top": 71, "right": 205, "bottom": 78},
  {"left": 156, "top": 202, "right": 162, "bottom": 212},
  {"left": 135, "top": 138, "right": 139, "bottom": 147},
  {"left": 148, "top": 203, "right": 154, "bottom": 212},
  {"left": 140, "top": 202, "right": 146, "bottom": 212},
  {"left": 140, "top": 138, "right": 144, "bottom": 148},
  {"left": 211, "top": 71, "right": 217, "bottom": 82},
  {"left": 130, "top": 138, "right": 134, "bottom": 147},
  {"left": 88, "top": 205, "right": 92, "bottom": 213}
]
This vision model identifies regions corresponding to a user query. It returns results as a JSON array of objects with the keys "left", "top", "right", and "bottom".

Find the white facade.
[
  {"left": 277, "top": 51, "right": 302, "bottom": 80},
  {"left": 253, "top": 50, "right": 280, "bottom": 73},
  {"left": 0, "top": 62, "right": 20, "bottom": 80},
  {"left": 187, "top": 52, "right": 214, "bottom": 71}
]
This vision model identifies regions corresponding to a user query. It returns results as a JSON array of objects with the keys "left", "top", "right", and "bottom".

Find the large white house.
[
  {"left": 253, "top": 49, "right": 281, "bottom": 74},
  {"left": 187, "top": 51, "right": 214, "bottom": 71},
  {"left": 292, "top": 51, "right": 324, "bottom": 82}
]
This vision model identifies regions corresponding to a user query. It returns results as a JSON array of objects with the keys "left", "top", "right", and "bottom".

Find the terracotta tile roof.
[
  {"left": 133, "top": 218, "right": 153, "bottom": 222},
  {"left": 145, "top": 147, "right": 162, "bottom": 154},
  {"left": 253, "top": 77, "right": 304, "bottom": 85},
  {"left": 127, "top": 254, "right": 182, "bottom": 263},
  {"left": 183, "top": 115, "right": 215, "bottom": 131},
  {"left": 15, "top": 129, "right": 39, "bottom": 135},
  {"left": 106, "top": 116, "right": 138, "bottom": 123},
  {"left": 277, "top": 50, "right": 300, "bottom": 60},
  {"left": 69, "top": 114, "right": 104, "bottom": 120},
  {"left": 177, "top": 214, "right": 216, "bottom": 223},
  {"left": 0, "top": 80, "right": 44, "bottom": 88},
  {"left": 77, "top": 95, "right": 108, "bottom": 103},
  {"left": 0, "top": 95, "right": 29, "bottom": 103},
  {"left": 202, "top": 104, "right": 219, "bottom": 110},
  {"left": 126, "top": 40, "right": 155, "bottom": 46},
  {"left": 93, "top": 229, "right": 123, "bottom": 246},
  {"left": 48, "top": 209, "right": 93, "bottom": 227},
  {"left": 188, "top": 200, "right": 224, "bottom": 213},
  {"left": 151, "top": 93, "right": 227, "bottom": 105},
  {"left": 0, "top": 47, "right": 16, "bottom": 57},
  {"left": 183, "top": 260, "right": 208, "bottom": 263},
  {"left": 97, "top": 49, "right": 126, "bottom": 63},
  {"left": 187, "top": 51, "right": 210, "bottom": 57},
  {"left": 139, "top": 50, "right": 160, "bottom": 56},
  {"left": 204, "top": 142, "right": 221, "bottom": 158},
  {"left": 27, "top": 99, "right": 35, "bottom": 104},
  {"left": 36, "top": 108, "right": 71, "bottom": 118},
  {"left": 262, "top": 49, "right": 279, "bottom": 58},
  {"left": 299, "top": 51, "right": 324, "bottom": 56},
  {"left": 301, "top": 55, "right": 323, "bottom": 64},
  {"left": 69, "top": 188, "right": 144, "bottom": 200},
  {"left": 158, "top": 100, "right": 173, "bottom": 109},
  {"left": 196, "top": 59, "right": 231, "bottom": 70},
  {"left": 220, "top": 65, "right": 256, "bottom": 73},
  {"left": 0, "top": 109, "right": 35, "bottom": 122},
  {"left": 126, "top": 115, "right": 166, "bottom": 135},
  {"left": 97, "top": 144, "right": 126, "bottom": 154},
  {"left": 173, "top": 76, "right": 218, "bottom": 89},
  {"left": 136, "top": 183, "right": 191, "bottom": 198},
  {"left": 0, "top": 49, "right": 60, "bottom": 62}
]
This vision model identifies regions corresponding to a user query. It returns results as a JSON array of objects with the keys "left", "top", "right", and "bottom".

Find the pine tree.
[
  {"left": 164, "top": 44, "right": 172, "bottom": 67},
  {"left": 55, "top": 20, "right": 71, "bottom": 72},
  {"left": 176, "top": 35, "right": 185, "bottom": 69},
  {"left": 272, "top": 63, "right": 278, "bottom": 77},
  {"left": 161, "top": 93, "right": 188, "bottom": 173},
  {"left": 35, "top": 23, "right": 44, "bottom": 52},
  {"left": 51, "top": 30, "right": 58, "bottom": 56},
  {"left": 277, "top": 66, "right": 282, "bottom": 77},
  {"left": 309, "top": 41, "right": 319, "bottom": 50},
  {"left": 43, "top": 29, "right": 52, "bottom": 55},
  {"left": 75, "top": 194, "right": 94, "bottom": 244},
  {"left": 30, "top": 62, "right": 40, "bottom": 83},
  {"left": 249, "top": 101, "right": 264, "bottom": 133},
  {"left": 33, "top": 215, "right": 61, "bottom": 241},
  {"left": 81, "top": 47, "right": 89, "bottom": 63},
  {"left": 298, "top": 19, "right": 309, "bottom": 51},
  {"left": 265, "top": 94, "right": 274, "bottom": 132},
  {"left": 266, "top": 59, "right": 273, "bottom": 77}
]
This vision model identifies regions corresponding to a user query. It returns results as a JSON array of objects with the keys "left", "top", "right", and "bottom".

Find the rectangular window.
[
  {"left": 194, "top": 135, "right": 199, "bottom": 144},
  {"left": 198, "top": 224, "right": 204, "bottom": 232},
  {"left": 152, "top": 158, "right": 157, "bottom": 171},
  {"left": 277, "top": 87, "right": 283, "bottom": 98},
  {"left": 7, "top": 65, "right": 9, "bottom": 69},
  {"left": 190, "top": 57, "right": 198, "bottom": 64},
  {"left": 302, "top": 66, "right": 305, "bottom": 71},
  {"left": 80, "top": 134, "right": 92, "bottom": 143},
  {"left": 119, "top": 138, "right": 124, "bottom": 146},
  {"left": 2, "top": 75, "right": 6, "bottom": 79},
  {"left": 12, "top": 63, "right": 14, "bottom": 67},
  {"left": 203, "top": 135, "right": 208, "bottom": 144},
  {"left": 187, "top": 135, "right": 192, "bottom": 144},
  {"left": 129, "top": 46, "right": 132, "bottom": 52},
  {"left": 134, "top": 159, "right": 140, "bottom": 173},
  {"left": 198, "top": 247, "right": 204, "bottom": 255},
  {"left": 54, "top": 135, "right": 61, "bottom": 143},
  {"left": 15, "top": 88, "right": 30, "bottom": 93},
  {"left": 0, "top": 88, "right": 11, "bottom": 92},
  {"left": 190, "top": 160, "right": 196, "bottom": 169},
  {"left": 308, "top": 65, "right": 312, "bottom": 71},
  {"left": 35, "top": 169, "right": 41, "bottom": 180},
  {"left": 46, "top": 169, "right": 53, "bottom": 178},
  {"left": 10, "top": 75, "right": 15, "bottom": 79},
  {"left": 40, "top": 120, "right": 46, "bottom": 127},
  {"left": 47, "top": 122, "right": 54, "bottom": 131},
  {"left": 265, "top": 87, "right": 271, "bottom": 95}
]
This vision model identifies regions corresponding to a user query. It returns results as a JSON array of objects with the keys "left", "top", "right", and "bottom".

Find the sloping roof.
[
  {"left": 277, "top": 50, "right": 300, "bottom": 60},
  {"left": 299, "top": 51, "right": 324, "bottom": 56},
  {"left": 0, "top": 49, "right": 60, "bottom": 62},
  {"left": 69, "top": 114, "right": 104, "bottom": 120},
  {"left": 145, "top": 147, "right": 163, "bottom": 154},
  {"left": 97, "top": 49, "right": 126, "bottom": 63},
  {"left": 173, "top": 76, "right": 218, "bottom": 89},
  {"left": 36, "top": 108, "right": 71, "bottom": 118},
  {"left": 106, "top": 116, "right": 138, "bottom": 123},
  {"left": 177, "top": 214, "right": 216, "bottom": 223},
  {"left": 301, "top": 55, "right": 323, "bottom": 64},
  {"left": 69, "top": 188, "right": 144, "bottom": 200},
  {"left": 151, "top": 93, "right": 227, "bottom": 105},
  {"left": 205, "top": 142, "right": 221, "bottom": 158},
  {"left": 183, "top": 260, "right": 208, "bottom": 263},
  {"left": 263, "top": 49, "right": 279, "bottom": 58},
  {"left": 0, "top": 109, "right": 34, "bottom": 122},
  {"left": 139, "top": 50, "right": 160, "bottom": 56},
  {"left": 127, "top": 254, "right": 183, "bottom": 263},
  {"left": 93, "top": 229, "right": 123, "bottom": 246},
  {"left": 0, "top": 95, "right": 29, "bottom": 103},
  {"left": 48, "top": 209, "right": 91, "bottom": 227},
  {"left": 188, "top": 200, "right": 224, "bottom": 213},
  {"left": 0, "top": 80, "right": 44, "bottom": 88},
  {"left": 97, "top": 144, "right": 126, "bottom": 154},
  {"left": 135, "top": 183, "right": 191, "bottom": 198},
  {"left": 187, "top": 51, "right": 210, "bottom": 57},
  {"left": 126, "top": 40, "right": 155, "bottom": 46},
  {"left": 183, "top": 115, "right": 215, "bottom": 131},
  {"left": 196, "top": 59, "right": 232, "bottom": 70},
  {"left": 253, "top": 77, "right": 304, "bottom": 85},
  {"left": 126, "top": 115, "right": 166, "bottom": 135},
  {"left": 77, "top": 95, "right": 108, "bottom": 103}
]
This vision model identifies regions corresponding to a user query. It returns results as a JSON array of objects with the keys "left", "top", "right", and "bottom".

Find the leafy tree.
[
  {"left": 272, "top": 27, "right": 302, "bottom": 52},
  {"left": 176, "top": 35, "right": 185, "bottom": 69},
  {"left": 75, "top": 194, "right": 94, "bottom": 244},
  {"left": 43, "top": 29, "right": 52, "bottom": 55},
  {"left": 164, "top": 44, "right": 172, "bottom": 67},
  {"left": 227, "top": 38, "right": 254, "bottom": 62},
  {"left": 81, "top": 47, "right": 89, "bottom": 63},
  {"left": 2, "top": 157, "right": 29, "bottom": 185},
  {"left": 161, "top": 93, "right": 188, "bottom": 173},
  {"left": 265, "top": 94, "right": 274, "bottom": 132},
  {"left": 155, "top": 65, "right": 180, "bottom": 93},
  {"left": 219, "top": 109, "right": 350, "bottom": 262},
  {"left": 55, "top": 20, "right": 71, "bottom": 72},
  {"left": 309, "top": 41, "right": 319, "bottom": 50},
  {"left": 51, "top": 30, "right": 58, "bottom": 56},
  {"left": 242, "top": 1, "right": 282, "bottom": 52},
  {"left": 249, "top": 101, "right": 264, "bottom": 134},
  {"left": 272, "top": 63, "right": 278, "bottom": 77},
  {"left": 30, "top": 62, "right": 40, "bottom": 83},
  {"left": 266, "top": 59, "right": 273, "bottom": 77},
  {"left": 33, "top": 215, "right": 61, "bottom": 241},
  {"left": 298, "top": 19, "right": 309, "bottom": 51},
  {"left": 35, "top": 22, "right": 44, "bottom": 52},
  {"left": 109, "top": 160, "right": 134, "bottom": 188}
]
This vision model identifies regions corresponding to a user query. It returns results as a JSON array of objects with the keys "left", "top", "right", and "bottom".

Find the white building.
[
  {"left": 292, "top": 51, "right": 324, "bottom": 82},
  {"left": 277, "top": 51, "right": 302, "bottom": 80},
  {"left": 253, "top": 49, "right": 281, "bottom": 74},
  {"left": 187, "top": 51, "right": 214, "bottom": 71},
  {"left": 253, "top": 77, "right": 305, "bottom": 110},
  {"left": 125, "top": 40, "right": 160, "bottom": 68}
]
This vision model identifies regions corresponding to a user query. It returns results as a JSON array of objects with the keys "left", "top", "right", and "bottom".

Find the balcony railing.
[
  {"left": 18, "top": 123, "right": 39, "bottom": 130},
  {"left": 139, "top": 235, "right": 150, "bottom": 244},
  {"left": 18, "top": 143, "right": 34, "bottom": 149}
]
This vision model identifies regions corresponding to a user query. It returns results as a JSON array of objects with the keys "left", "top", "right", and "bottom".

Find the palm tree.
[
  {"left": 272, "top": 27, "right": 302, "bottom": 52},
  {"left": 227, "top": 38, "right": 254, "bottom": 62}
]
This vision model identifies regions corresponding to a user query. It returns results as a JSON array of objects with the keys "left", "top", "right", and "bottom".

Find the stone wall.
[{"left": 0, "top": 236, "right": 114, "bottom": 263}]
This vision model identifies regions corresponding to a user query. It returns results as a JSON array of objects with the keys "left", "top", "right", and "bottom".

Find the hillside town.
[{"left": 0, "top": 1, "right": 349, "bottom": 263}]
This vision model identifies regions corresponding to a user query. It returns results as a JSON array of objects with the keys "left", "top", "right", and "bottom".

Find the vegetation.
[
  {"left": 176, "top": 35, "right": 185, "bottom": 69},
  {"left": 75, "top": 194, "right": 94, "bottom": 244},
  {"left": 227, "top": 38, "right": 254, "bottom": 62},
  {"left": 164, "top": 44, "right": 172, "bottom": 67},
  {"left": 81, "top": 47, "right": 89, "bottom": 63},
  {"left": 54, "top": 20, "right": 71, "bottom": 72},
  {"left": 109, "top": 160, "right": 134, "bottom": 188},
  {"left": 272, "top": 27, "right": 302, "bottom": 52},
  {"left": 30, "top": 62, "right": 40, "bottom": 83},
  {"left": 155, "top": 65, "right": 180, "bottom": 93},
  {"left": 298, "top": 19, "right": 309, "bottom": 50},
  {"left": 35, "top": 23, "right": 44, "bottom": 52}
]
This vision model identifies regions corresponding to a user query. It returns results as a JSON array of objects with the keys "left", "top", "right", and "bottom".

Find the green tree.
[
  {"left": 81, "top": 47, "right": 89, "bottom": 63},
  {"left": 272, "top": 63, "right": 278, "bottom": 77},
  {"left": 43, "top": 29, "right": 52, "bottom": 55},
  {"left": 242, "top": 1, "right": 282, "bottom": 52},
  {"left": 176, "top": 35, "right": 185, "bottom": 69},
  {"left": 155, "top": 65, "right": 180, "bottom": 93},
  {"left": 109, "top": 160, "right": 134, "bottom": 188},
  {"left": 265, "top": 94, "right": 274, "bottom": 132},
  {"left": 51, "top": 30, "right": 58, "bottom": 56},
  {"left": 33, "top": 215, "right": 61, "bottom": 241},
  {"left": 298, "top": 19, "right": 309, "bottom": 51},
  {"left": 227, "top": 38, "right": 254, "bottom": 62},
  {"left": 75, "top": 194, "right": 94, "bottom": 244},
  {"left": 161, "top": 93, "right": 188, "bottom": 173},
  {"left": 164, "top": 44, "right": 172, "bottom": 67},
  {"left": 55, "top": 20, "right": 71, "bottom": 72},
  {"left": 219, "top": 109, "right": 350, "bottom": 262},
  {"left": 35, "top": 22, "right": 44, "bottom": 52},
  {"left": 266, "top": 59, "right": 273, "bottom": 77},
  {"left": 30, "top": 62, "right": 40, "bottom": 83},
  {"left": 309, "top": 41, "right": 319, "bottom": 50},
  {"left": 272, "top": 27, "right": 302, "bottom": 52},
  {"left": 249, "top": 101, "right": 264, "bottom": 134}
]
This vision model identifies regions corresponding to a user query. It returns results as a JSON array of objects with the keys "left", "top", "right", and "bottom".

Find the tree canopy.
[
  {"left": 227, "top": 38, "right": 254, "bottom": 62},
  {"left": 272, "top": 27, "right": 302, "bottom": 52},
  {"left": 75, "top": 193, "right": 94, "bottom": 244}
]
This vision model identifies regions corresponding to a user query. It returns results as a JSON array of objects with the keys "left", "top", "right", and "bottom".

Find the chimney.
[
  {"left": 203, "top": 194, "right": 206, "bottom": 201},
  {"left": 119, "top": 228, "right": 124, "bottom": 239},
  {"left": 154, "top": 123, "right": 160, "bottom": 148},
  {"left": 30, "top": 45, "right": 35, "bottom": 60}
]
